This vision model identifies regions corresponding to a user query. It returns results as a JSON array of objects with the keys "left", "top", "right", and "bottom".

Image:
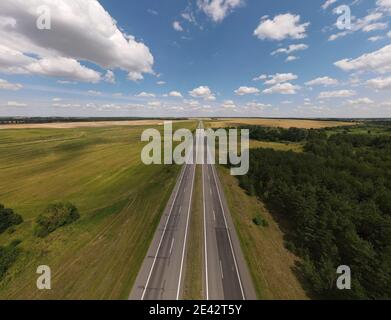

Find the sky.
[{"left": 0, "top": 0, "right": 391, "bottom": 118}]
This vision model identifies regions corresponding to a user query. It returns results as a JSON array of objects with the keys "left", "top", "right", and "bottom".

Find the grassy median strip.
[
  {"left": 183, "top": 166, "right": 203, "bottom": 300},
  {"left": 218, "top": 166, "right": 309, "bottom": 300}
]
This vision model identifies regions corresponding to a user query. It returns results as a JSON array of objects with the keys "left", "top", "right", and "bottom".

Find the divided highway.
[{"left": 130, "top": 121, "right": 256, "bottom": 300}]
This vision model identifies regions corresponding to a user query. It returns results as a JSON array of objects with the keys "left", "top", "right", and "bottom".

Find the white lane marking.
[
  {"left": 220, "top": 260, "right": 224, "bottom": 279},
  {"left": 170, "top": 238, "right": 175, "bottom": 255},
  {"left": 202, "top": 162, "right": 209, "bottom": 300},
  {"left": 176, "top": 163, "right": 196, "bottom": 300},
  {"left": 179, "top": 206, "right": 182, "bottom": 212},
  {"left": 141, "top": 165, "right": 187, "bottom": 300},
  {"left": 210, "top": 187, "right": 212, "bottom": 196},
  {"left": 213, "top": 210, "right": 216, "bottom": 221},
  {"left": 209, "top": 146, "right": 246, "bottom": 300}
]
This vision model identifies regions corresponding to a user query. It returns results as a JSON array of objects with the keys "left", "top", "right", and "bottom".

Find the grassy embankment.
[
  {"left": 218, "top": 166, "right": 309, "bottom": 299},
  {"left": 0, "top": 121, "right": 195, "bottom": 299}
]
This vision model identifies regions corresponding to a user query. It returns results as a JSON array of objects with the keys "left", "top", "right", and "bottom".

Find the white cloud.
[
  {"left": 328, "top": 31, "right": 349, "bottom": 41},
  {"left": 335, "top": 44, "right": 391, "bottom": 74},
  {"left": 305, "top": 76, "right": 339, "bottom": 86},
  {"left": 197, "top": 0, "right": 244, "bottom": 23},
  {"left": 265, "top": 73, "right": 298, "bottom": 85},
  {"left": 347, "top": 97, "right": 374, "bottom": 105},
  {"left": 318, "top": 90, "right": 356, "bottom": 98},
  {"left": 189, "top": 86, "right": 216, "bottom": 101},
  {"left": 377, "top": 0, "right": 391, "bottom": 11},
  {"left": 263, "top": 82, "right": 300, "bottom": 95},
  {"left": 173, "top": 21, "right": 184, "bottom": 32},
  {"left": 246, "top": 102, "right": 272, "bottom": 108},
  {"left": 7, "top": 101, "right": 26, "bottom": 106},
  {"left": 52, "top": 98, "right": 62, "bottom": 102},
  {"left": 148, "top": 101, "right": 161, "bottom": 107},
  {"left": 252, "top": 74, "right": 267, "bottom": 81},
  {"left": 254, "top": 13, "right": 310, "bottom": 41},
  {"left": 128, "top": 72, "right": 144, "bottom": 82},
  {"left": 221, "top": 100, "right": 236, "bottom": 108},
  {"left": 0, "top": 78, "right": 22, "bottom": 90},
  {"left": 368, "top": 36, "right": 384, "bottom": 42},
  {"left": 322, "top": 0, "right": 338, "bottom": 10},
  {"left": 285, "top": 56, "right": 298, "bottom": 62},
  {"left": 271, "top": 43, "right": 308, "bottom": 55},
  {"left": 168, "top": 91, "right": 183, "bottom": 98},
  {"left": 136, "top": 92, "right": 156, "bottom": 98},
  {"left": 367, "top": 76, "right": 391, "bottom": 90},
  {"left": 0, "top": 0, "right": 154, "bottom": 82},
  {"left": 234, "top": 86, "right": 260, "bottom": 95},
  {"left": 104, "top": 70, "right": 115, "bottom": 84},
  {"left": 362, "top": 22, "right": 388, "bottom": 32},
  {"left": 157, "top": 81, "right": 166, "bottom": 85},
  {"left": 388, "top": 31, "right": 391, "bottom": 37},
  {"left": 87, "top": 90, "right": 102, "bottom": 95}
]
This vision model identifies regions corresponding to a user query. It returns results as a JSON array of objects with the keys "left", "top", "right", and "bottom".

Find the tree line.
[{"left": 236, "top": 125, "right": 391, "bottom": 299}]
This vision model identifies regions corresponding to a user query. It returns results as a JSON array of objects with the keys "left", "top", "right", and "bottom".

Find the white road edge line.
[
  {"left": 140, "top": 165, "right": 187, "bottom": 300},
  {"left": 202, "top": 142, "right": 209, "bottom": 300},
  {"left": 176, "top": 132, "right": 197, "bottom": 300},
  {"left": 209, "top": 146, "right": 246, "bottom": 300}
]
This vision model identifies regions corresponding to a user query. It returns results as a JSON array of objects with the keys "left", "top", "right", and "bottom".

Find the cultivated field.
[
  {"left": 0, "top": 121, "right": 196, "bottom": 299},
  {"left": 207, "top": 118, "right": 356, "bottom": 129},
  {"left": 0, "top": 119, "right": 189, "bottom": 130}
]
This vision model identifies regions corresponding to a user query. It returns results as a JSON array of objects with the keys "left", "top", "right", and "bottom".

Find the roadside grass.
[
  {"left": 0, "top": 121, "right": 196, "bottom": 299},
  {"left": 183, "top": 166, "right": 203, "bottom": 300},
  {"left": 218, "top": 166, "right": 309, "bottom": 300},
  {"left": 249, "top": 140, "right": 303, "bottom": 152}
]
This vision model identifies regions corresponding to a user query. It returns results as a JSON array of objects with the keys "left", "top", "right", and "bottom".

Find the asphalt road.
[
  {"left": 130, "top": 127, "right": 198, "bottom": 300},
  {"left": 131, "top": 121, "right": 256, "bottom": 300},
  {"left": 202, "top": 129, "right": 257, "bottom": 300}
]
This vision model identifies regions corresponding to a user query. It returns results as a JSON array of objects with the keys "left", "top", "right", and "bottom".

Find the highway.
[
  {"left": 130, "top": 125, "right": 198, "bottom": 300},
  {"left": 202, "top": 126, "right": 256, "bottom": 300},
  {"left": 130, "top": 121, "right": 256, "bottom": 300}
]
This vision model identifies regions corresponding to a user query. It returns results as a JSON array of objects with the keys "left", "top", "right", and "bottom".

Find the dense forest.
[{"left": 237, "top": 123, "right": 391, "bottom": 299}]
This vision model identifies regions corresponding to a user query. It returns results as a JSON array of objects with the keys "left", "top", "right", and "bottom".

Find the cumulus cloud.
[
  {"left": 367, "top": 76, "right": 391, "bottom": 90},
  {"left": 263, "top": 82, "right": 300, "bottom": 95},
  {"left": 7, "top": 101, "right": 26, "bottom": 106},
  {"left": 136, "top": 92, "right": 156, "bottom": 98},
  {"left": 318, "top": 90, "right": 356, "bottom": 99},
  {"left": 221, "top": 100, "right": 236, "bottom": 108},
  {"left": 104, "top": 70, "right": 115, "bottom": 84},
  {"left": 305, "top": 76, "right": 339, "bottom": 86},
  {"left": 347, "top": 97, "right": 374, "bottom": 105},
  {"left": 234, "top": 86, "right": 260, "bottom": 95},
  {"left": 197, "top": 0, "right": 244, "bottom": 23},
  {"left": 322, "top": 0, "right": 338, "bottom": 10},
  {"left": 0, "top": 78, "right": 23, "bottom": 90},
  {"left": 377, "top": 0, "right": 391, "bottom": 11},
  {"left": 285, "top": 56, "right": 298, "bottom": 62},
  {"left": 0, "top": 0, "right": 154, "bottom": 82},
  {"left": 168, "top": 91, "right": 183, "bottom": 98},
  {"left": 334, "top": 44, "right": 391, "bottom": 74},
  {"left": 253, "top": 74, "right": 267, "bottom": 81},
  {"left": 254, "top": 13, "right": 310, "bottom": 41},
  {"left": 264, "top": 73, "right": 298, "bottom": 85},
  {"left": 189, "top": 86, "right": 216, "bottom": 101},
  {"left": 173, "top": 21, "right": 184, "bottom": 32},
  {"left": 271, "top": 43, "right": 308, "bottom": 55}
]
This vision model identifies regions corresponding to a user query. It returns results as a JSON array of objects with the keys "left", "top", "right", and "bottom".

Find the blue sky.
[{"left": 0, "top": 0, "right": 390, "bottom": 118}]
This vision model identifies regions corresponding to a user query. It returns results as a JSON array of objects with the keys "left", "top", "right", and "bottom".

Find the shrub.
[
  {"left": 0, "top": 240, "right": 21, "bottom": 280},
  {"left": 34, "top": 202, "right": 80, "bottom": 238},
  {"left": 252, "top": 215, "right": 268, "bottom": 227},
  {"left": 0, "top": 204, "right": 23, "bottom": 234}
]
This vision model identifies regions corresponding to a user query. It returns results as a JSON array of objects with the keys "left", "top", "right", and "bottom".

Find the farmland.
[{"left": 0, "top": 121, "right": 195, "bottom": 299}]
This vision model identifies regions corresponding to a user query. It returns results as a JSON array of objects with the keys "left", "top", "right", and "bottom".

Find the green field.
[{"left": 0, "top": 121, "right": 195, "bottom": 299}]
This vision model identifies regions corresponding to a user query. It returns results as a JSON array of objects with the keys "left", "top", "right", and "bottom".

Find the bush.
[
  {"left": 0, "top": 240, "right": 21, "bottom": 280},
  {"left": 34, "top": 202, "right": 80, "bottom": 238},
  {"left": 0, "top": 204, "right": 23, "bottom": 234},
  {"left": 252, "top": 215, "right": 268, "bottom": 227}
]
